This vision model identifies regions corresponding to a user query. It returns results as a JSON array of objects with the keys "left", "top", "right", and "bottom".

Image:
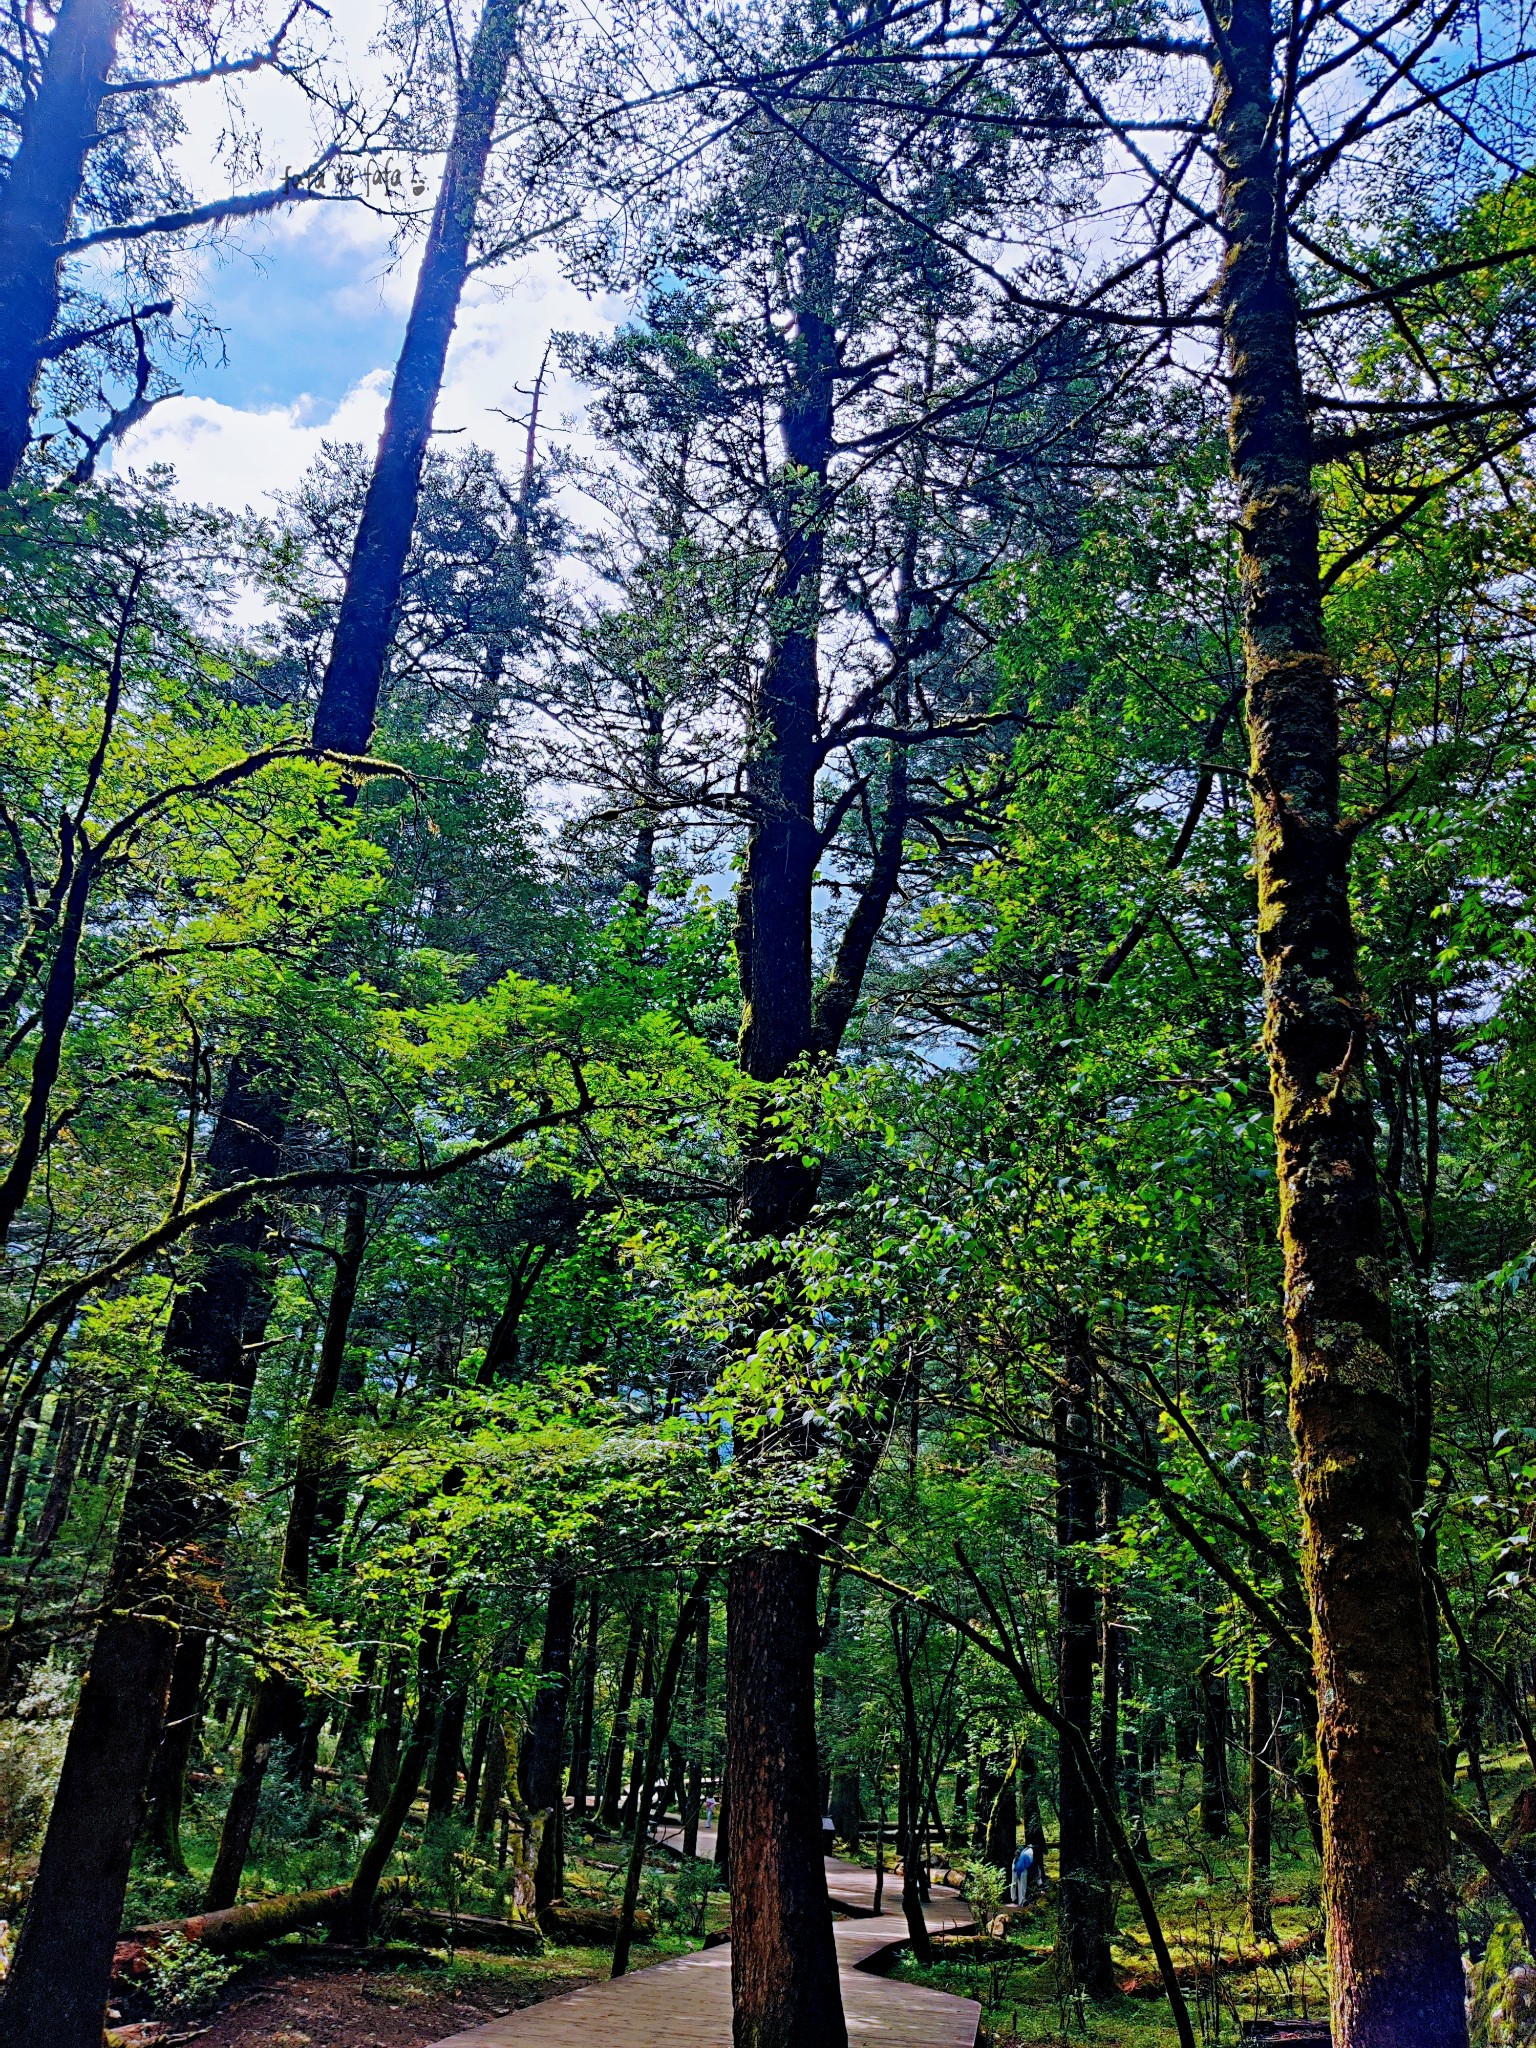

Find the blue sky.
[
  {"left": 120, "top": 213, "right": 621, "bottom": 511},
  {"left": 189, "top": 228, "right": 407, "bottom": 415}
]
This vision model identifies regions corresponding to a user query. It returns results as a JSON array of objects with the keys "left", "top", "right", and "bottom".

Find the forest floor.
[
  {"left": 110, "top": 1820, "right": 718, "bottom": 2048},
  {"left": 136, "top": 1941, "right": 677, "bottom": 2048},
  {"left": 886, "top": 1804, "right": 1334, "bottom": 2046},
  {"left": 105, "top": 1752, "right": 1528, "bottom": 2046}
]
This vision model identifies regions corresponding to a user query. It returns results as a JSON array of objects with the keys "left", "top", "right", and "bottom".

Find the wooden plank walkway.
[{"left": 425, "top": 1854, "right": 979, "bottom": 2048}]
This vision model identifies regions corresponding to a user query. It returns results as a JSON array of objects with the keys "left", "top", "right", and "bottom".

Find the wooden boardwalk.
[{"left": 425, "top": 1854, "right": 979, "bottom": 2048}]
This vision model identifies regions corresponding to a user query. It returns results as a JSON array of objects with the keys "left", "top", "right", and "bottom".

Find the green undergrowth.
[
  {"left": 122, "top": 1798, "right": 730, "bottom": 1951},
  {"left": 891, "top": 1783, "right": 1330, "bottom": 2048}
]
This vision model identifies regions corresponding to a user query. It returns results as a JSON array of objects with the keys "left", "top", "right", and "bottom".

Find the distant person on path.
[{"left": 1010, "top": 1841, "right": 1034, "bottom": 1906}]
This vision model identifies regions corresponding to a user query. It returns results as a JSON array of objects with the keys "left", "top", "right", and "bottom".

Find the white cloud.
[
  {"left": 116, "top": 371, "right": 392, "bottom": 513},
  {"left": 117, "top": 245, "right": 627, "bottom": 513}
]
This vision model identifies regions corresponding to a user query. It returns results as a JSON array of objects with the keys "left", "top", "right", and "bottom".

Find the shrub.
[
  {"left": 142, "top": 1934, "right": 238, "bottom": 2018},
  {"left": 251, "top": 1740, "right": 309, "bottom": 1851},
  {"left": 673, "top": 1856, "right": 716, "bottom": 1936},
  {"left": 959, "top": 1858, "right": 1006, "bottom": 1930},
  {"left": 0, "top": 1658, "right": 75, "bottom": 1859}
]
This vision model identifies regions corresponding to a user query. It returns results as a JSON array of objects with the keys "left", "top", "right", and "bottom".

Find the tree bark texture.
[
  {"left": 727, "top": 1550, "right": 845, "bottom": 2048},
  {"left": 309, "top": 0, "right": 520, "bottom": 758},
  {"left": 476, "top": 1714, "right": 509, "bottom": 1843},
  {"left": 0, "top": 0, "right": 126, "bottom": 487},
  {"left": 1214, "top": 1, "right": 1464, "bottom": 2039},
  {"left": 128, "top": 1878, "right": 407, "bottom": 1954}
]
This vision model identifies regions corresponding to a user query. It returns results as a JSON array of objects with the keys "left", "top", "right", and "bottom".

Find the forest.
[{"left": 0, "top": 0, "right": 1535, "bottom": 2044}]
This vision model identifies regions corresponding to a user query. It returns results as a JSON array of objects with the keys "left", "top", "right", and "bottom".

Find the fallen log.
[
  {"left": 122, "top": 1876, "right": 411, "bottom": 1957},
  {"left": 396, "top": 1907, "right": 542, "bottom": 1951},
  {"left": 537, "top": 1901, "right": 654, "bottom": 1945}
]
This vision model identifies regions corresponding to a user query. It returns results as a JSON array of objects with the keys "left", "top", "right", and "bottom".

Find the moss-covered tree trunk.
[{"left": 1214, "top": 0, "right": 1464, "bottom": 2037}]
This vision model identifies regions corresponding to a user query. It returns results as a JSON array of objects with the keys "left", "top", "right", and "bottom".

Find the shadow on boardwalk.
[{"left": 425, "top": 1848, "right": 980, "bottom": 2048}]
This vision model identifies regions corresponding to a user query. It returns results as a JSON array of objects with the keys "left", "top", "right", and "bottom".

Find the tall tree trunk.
[
  {"left": 1214, "top": 3, "right": 1464, "bottom": 2039},
  {"left": 0, "top": 0, "right": 517, "bottom": 1981},
  {"left": 0, "top": 19, "right": 502, "bottom": 1966},
  {"left": 334, "top": 1598, "right": 459, "bottom": 1942},
  {"left": 141, "top": 1632, "right": 209, "bottom": 1873},
  {"left": 569, "top": 1588, "right": 600, "bottom": 1819},
  {"left": 0, "top": 1615, "right": 174, "bottom": 2045},
  {"left": 1247, "top": 1660, "right": 1275, "bottom": 1940},
  {"left": 728, "top": 1551, "right": 844, "bottom": 2048},
  {"left": 476, "top": 1716, "right": 509, "bottom": 1843},
  {"left": 0, "top": 1392, "right": 43, "bottom": 1554},
  {"left": 366, "top": 1656, "right": 405, "bottom": 1815},
  {"left": 829, "top": 1766, "right": 861, "bottom": 1852},
  {"left": 521, "top": 1574, "right": 578, "bottom": 1910},
  {"left": 463, "top": 1701, "right": 492, "bottom": 1822},
  {"left": 27, "top": 1396, "right": 76, "bottom": 1551},
  {"left": 612, "top": 1577, "right": 711, "bottom": 1977},
  {"left": 1097, "top": 1472, "right": 1124, "bottom": 1877},
  {"left": 204, "top": 1191, "right": 369, "bottom": 1909},
  {"left": 0, "top": 1058, "right": 283, "bottom": 2048},
  {"left": 1054, "top": 1321, "right": 1113, "bottom": 1999},
  {"left": 427, "top": 1685, "right": 469, "bottom": 1822},
  {"left": 600, "top": 1611, "right": 643, "bottom": 1828},
  {"left": 981, "top": 1750, "right": 1016, "bottom": 1872},
  {"left": 891, "top": 1613, "right": 933, "bottom": 1967},
  {"left": 309, "top": 0, "right": 521, "bottom": 758},
  {"left": 0, "top": 0, "right": 126, "bottom": 487},
  {"left": 727, "top": 250, "right": 846, "bottom": 2048},
  {"left": 1199, "top": 1651, "right": 1232, "bottom": 1838},
  {"left": 682, "top": 1594, "right": 709, "bottom": 1856},
  {"left": 1019, "top": 1748, "right": 1047, "bottom": 1896},
  {"left": 621, "top": 1617, "right": 656, "bottom": 1835}
]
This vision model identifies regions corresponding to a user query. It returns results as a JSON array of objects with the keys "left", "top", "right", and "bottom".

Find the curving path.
[{"left": 425, "top": 1844, "right": 979, "bottom": 2048}]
